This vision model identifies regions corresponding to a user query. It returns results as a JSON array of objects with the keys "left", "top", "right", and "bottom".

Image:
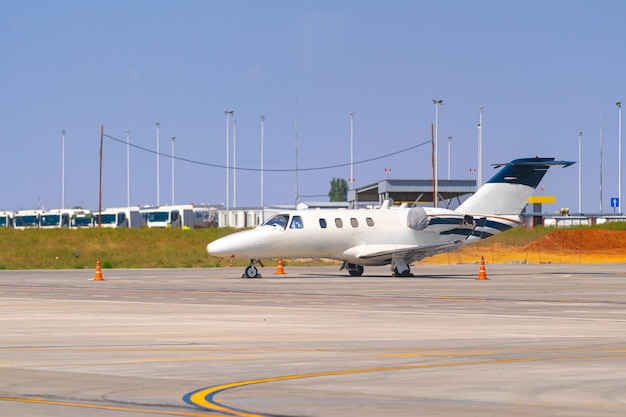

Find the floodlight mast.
[
  {"left": 61, "top": 130, "right": 65, "bottom": 209},
  {"left": 171, "top": 136, "right": 176, "bottom": 206},
  {"left": 224, "top": 110, "right": 234, "bottom": 213},
  {"left": 600, "top": 114, "right": 603, "bottom": 213},
  {"left": 447, "top": 135, "right": 452, "bottom": 180},
  {"left": 155, "top": 122, "right": 161, "bottom": 206},
  {"left": 617, "top": 101, "right": 622, "bottom": 212},
  {"left": 260, "top": 115, "right": 265, "bottom": 223},
  {"left": 432, "top": 99, "right": 443, "bottom": 207},
  {"left": 127, "top": 129, "right": 131, "bottom": 207},
  {"left": 478, "top": 106, "right": 484, "bottom": 189},
  {"left": 578, "top": 131, "right": 582, "bottom": 214},
  {"left": 350, "top": 112, "right": 355, "bottom": 191},
  {"left": 233, "top": 119, "right": 237, "bottom": 208}
]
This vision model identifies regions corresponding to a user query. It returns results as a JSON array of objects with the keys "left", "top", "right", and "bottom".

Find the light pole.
[
  {"left": 155, "top": 122, "right": 161, "bottom": 206},
  {"left": 260, "top": 115, "right": 265, "bottom": 223},
  {"left": 600, "top": 115, "right": 603, "bottom": 213},
  {"left": 233, "top": 119, "right": 237, "bottom": 208},
  {"left": 61, "top": 130, "right": 65, "bottom": 209},
  {"left": 171, "top": 136, "right": 175, "bottom": 206},
  {"left": 126, "top": 129, "right": 131, "bottom": 207},
  {"left": 617, "top": 101, "right": 622, "bottom": 212},
  {"left": 478, "top": 106, "right": 484, "bottom": 189},
  {"left": 224, "top": 110, "right": 234, "bottom": 212},
  {"left": 294, "top": 105, "right": 299, "bottom": 207},
  {"left": 350, "top": 112, "right": 355, "bottom": 191},
  {"left": 432, "top": 99, "right": 443, "bottom": 207},
  {"left": 578, "top": 131, "right": 582, "bottom": 214},
  {"left": 447, "top": 135, "right": 452, "bottom": 180}
]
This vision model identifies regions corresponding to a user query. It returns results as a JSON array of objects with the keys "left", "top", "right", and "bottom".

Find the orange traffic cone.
[
  {"left": 275, "top": 258, "right": 285, "bottom": 275},
  {"left": 93, "top": 258, "right": 104, "bottom": 281},
  {"left": 476, "top": 256, "right": 488, "bottom": 280}
]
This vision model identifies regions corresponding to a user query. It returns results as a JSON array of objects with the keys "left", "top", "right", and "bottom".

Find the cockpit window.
[
  {"left": 263, "top": 214, "right": 289, "bottom": 230},
  {"left": 290, "top": 215, "right": 304, "bottom": 229}
]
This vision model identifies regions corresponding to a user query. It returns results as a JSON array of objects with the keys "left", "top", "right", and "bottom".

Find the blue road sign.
[{"left": 611, "top": 197, "right": 619, "bottom": 208}]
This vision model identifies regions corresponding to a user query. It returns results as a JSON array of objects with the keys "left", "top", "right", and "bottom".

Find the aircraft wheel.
[
  {"left": 243, "top": 265, "right": 259, "bottom": 279},
  {"left": 392, "top": 267, "right": 413, "bottom": 277},
  {"left": 347, "top": 263, "right": 364, "bottom": 277}
]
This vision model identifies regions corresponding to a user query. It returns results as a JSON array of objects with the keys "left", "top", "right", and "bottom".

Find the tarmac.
[{"left": 1, "top": 263, "right": 626, "bottom": 417}]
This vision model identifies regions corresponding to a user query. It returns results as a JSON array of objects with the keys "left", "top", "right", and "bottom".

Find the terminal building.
[
  {"left": 347, "top": 178, "right": 477, "bottom": 208},
  {"left": 347, "top": 178, "right": 625, "bottom": 228}
]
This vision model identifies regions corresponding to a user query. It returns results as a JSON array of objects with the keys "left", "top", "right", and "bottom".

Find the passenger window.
[
  {"left": 335, "top": 218, "right": 343, "bottom": 228},
  {"left": 290, "top": 215, "right": 304, "bottom": 229},
  {"left": 366, "top": 217, "right": 374, "bottom": 227},
  {"left": 319, "top": 218, "right": 327, "bottom": 228},
  {"left": 350, "top": 218, "right": 358, "bottom": 227}
]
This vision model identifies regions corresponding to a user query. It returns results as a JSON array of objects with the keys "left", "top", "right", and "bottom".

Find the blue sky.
[{"left": 2, "top": 0, "right": 624, "bottom": 213}]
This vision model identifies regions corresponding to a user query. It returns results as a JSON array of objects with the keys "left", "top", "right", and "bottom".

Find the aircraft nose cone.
[
  {"left": 207, "top": 238, "right": 231, "bottom": 257},
  {"left": 207, "top": 229, "right": 266, "bottom": 259}
]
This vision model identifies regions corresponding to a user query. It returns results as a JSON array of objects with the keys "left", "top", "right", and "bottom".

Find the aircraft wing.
[{"left": 343, "top": 241, "right": 463, "bottom": 261}]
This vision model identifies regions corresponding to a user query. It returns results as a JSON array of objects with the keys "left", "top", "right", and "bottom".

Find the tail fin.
[{"left": 456, "top": 157, "right": 574, "bottom": 215}]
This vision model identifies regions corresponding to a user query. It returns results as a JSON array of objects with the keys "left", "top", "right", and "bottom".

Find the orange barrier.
[
  {"left": 275, "top": 258, "right": 285, "bottom": 275},
  {"left": 93, "top": 258, "right": 104, "bottom": 281},
  {"left": 476, "top": 256, "right": 488, "bottom": 280}
]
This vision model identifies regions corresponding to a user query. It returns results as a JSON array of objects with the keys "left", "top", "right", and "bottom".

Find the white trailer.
[
  {"left": 70, "top": 210, "right": 94, "bottom": 228},
  {"left": 39, "top": 209, "right": 71, "bottom": 228},
  {"left": 191, "top": 206, "right": 220, "bottom": 228},
  {"left": 14, "top": 210, "right": 44, "bottom": 229},
  {"left": 0, "top": 211, "right": 14, "bottom": 228},
  {"left": 146, "top": 205, "right": 194, "bottom": 229},
  {"left": 95, "top": 207, "right": 142, "bottom": 228}
]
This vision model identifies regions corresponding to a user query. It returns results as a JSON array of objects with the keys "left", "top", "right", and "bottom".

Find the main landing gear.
[
  {"left": 341, "top": 262, "right": 364, "bottom": 277},
  {"left": 242, "top": 259, "right": 264, "bottom": 279},
  {"left": 340, "top": 261, "right": 413, "bottom": 277},
  {"left": 392, "top": 266, "right": 413, "bottom": 277},
  {"left": 391, "top": 258, "right": 413, "bottom": 277}
]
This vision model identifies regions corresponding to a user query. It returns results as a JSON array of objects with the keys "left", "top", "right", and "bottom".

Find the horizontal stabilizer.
[
  {"left": 457, "top": 157, "right": 574, "bottom": 216},
  {"left": 487, "top": 157, "right": 575, "bottom": 188}
]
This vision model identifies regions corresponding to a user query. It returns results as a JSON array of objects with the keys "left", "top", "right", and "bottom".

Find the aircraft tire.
[
  {"left": 347, "top": 263, "right": 364, "bottom": 277},
  {"left": 392, "top": 267, "right": 413, "bottom": 277},
  {"left": 243, "top": 265, "right": 259, "bottom": 279}
]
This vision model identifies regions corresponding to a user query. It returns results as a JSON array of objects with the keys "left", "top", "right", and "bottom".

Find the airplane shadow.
[{"left": 300, "top": 273, "right": 477, "bottom": 280}]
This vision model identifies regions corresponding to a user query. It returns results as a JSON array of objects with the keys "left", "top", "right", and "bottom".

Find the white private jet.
[{"left": 207, "top": 157, "right": 573, "bottom": 278}]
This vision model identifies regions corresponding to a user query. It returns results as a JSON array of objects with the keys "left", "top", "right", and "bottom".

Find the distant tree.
[{"left": 328, "top": 178, "right": 348, "bottom": 202}]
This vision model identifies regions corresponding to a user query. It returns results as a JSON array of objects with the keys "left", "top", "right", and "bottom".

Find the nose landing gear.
[{"left": 242, "top": 259, "right": 264, "bottom": 279}]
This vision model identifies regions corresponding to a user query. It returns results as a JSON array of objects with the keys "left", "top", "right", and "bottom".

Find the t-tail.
[
  {"left": 456, "top": 157, "right": 575, "bottom": 240},
  {"left": 457, "top": 157, "right": 574, "bottom": 215}
]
